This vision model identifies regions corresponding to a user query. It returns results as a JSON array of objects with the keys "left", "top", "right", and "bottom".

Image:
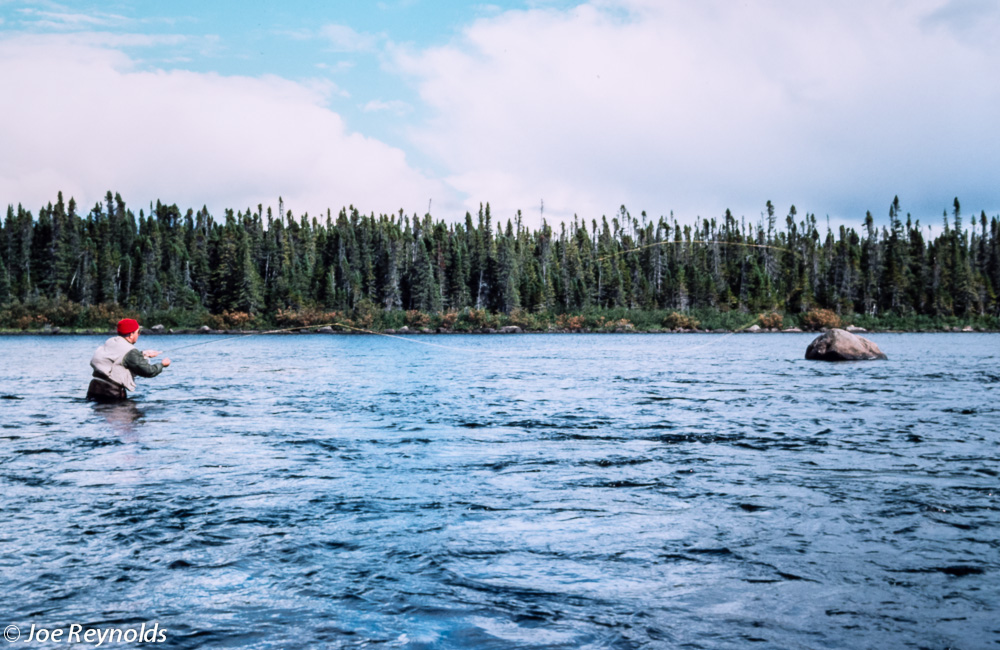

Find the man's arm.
[{"left": 123, "top": 349, "right": 164, "bottom": 378}]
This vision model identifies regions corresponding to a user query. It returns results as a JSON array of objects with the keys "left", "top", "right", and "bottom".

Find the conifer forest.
[{"left": 1, "top": 192, "right": 998, "bottom": 331}]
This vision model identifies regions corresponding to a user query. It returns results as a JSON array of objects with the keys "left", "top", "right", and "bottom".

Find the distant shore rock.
[
  {"left": 500, "top": 325, "right": 522, "bottom": 334},
  {"left": 845, "top": 325, "right": 867, "bottom": 333},
  {"left": 746, "top": 324, "right": 762, "bottom": 333},
  {"left": 782, "top": 327, "right": 803, "bottom": 333},
  {"left": 316, "top": 326, "right": 334, "bottom": 333},
  {"left": 805, "top": 328, "right": 887, "bottom": 361}
]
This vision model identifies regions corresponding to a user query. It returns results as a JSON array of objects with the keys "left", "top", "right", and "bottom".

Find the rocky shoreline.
[{"left": 0, "top": 324, "right": 992, "bottom": 336}]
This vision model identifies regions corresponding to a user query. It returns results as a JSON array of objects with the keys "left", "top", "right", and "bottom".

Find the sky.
[{"left": 0, "top": 0, "right": 998, "bottom": 229}]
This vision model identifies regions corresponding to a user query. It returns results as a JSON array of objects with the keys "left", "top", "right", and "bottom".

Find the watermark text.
[{"left": 4, "top": 623, "right": 166, "bottom": 646}]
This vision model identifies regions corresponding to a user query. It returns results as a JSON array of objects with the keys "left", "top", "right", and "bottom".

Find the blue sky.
[
  {"left": 0, "top": 1, "right": 566, "bottom": 168},
  {"left": 1, "top": 0, "right": 998, "bottom": 228}
]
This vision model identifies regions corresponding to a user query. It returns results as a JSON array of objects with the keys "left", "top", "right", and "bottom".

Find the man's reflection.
[{"left": 93, "top": 400, "right": 145, "bottom": 437}]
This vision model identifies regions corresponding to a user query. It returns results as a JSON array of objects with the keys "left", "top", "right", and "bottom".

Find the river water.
[{"left": 1, "top": 333, "right": 997, "bottom": 649}]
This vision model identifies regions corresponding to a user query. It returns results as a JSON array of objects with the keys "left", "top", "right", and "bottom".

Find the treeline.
[{"left": 1, "top": 192, "right": 998, "bottom": 329}]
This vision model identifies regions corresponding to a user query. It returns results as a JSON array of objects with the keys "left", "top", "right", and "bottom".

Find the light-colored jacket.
[{"left": 90, "top": 336, "right": 137, "bottom": 391}]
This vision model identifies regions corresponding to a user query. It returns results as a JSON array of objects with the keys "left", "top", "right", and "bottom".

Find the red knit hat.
[{"left": 117, "top": 318, "right": 140, "bottom": 335}]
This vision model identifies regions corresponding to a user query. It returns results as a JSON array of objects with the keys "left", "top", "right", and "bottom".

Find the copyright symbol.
[{"left": 3, "top": 626, "right": 19, "bottom": 642}]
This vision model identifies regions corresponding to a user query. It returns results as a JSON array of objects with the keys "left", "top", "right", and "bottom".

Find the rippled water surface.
[{"left": 1, "top": 333, "right": 998, "bottom": 649}]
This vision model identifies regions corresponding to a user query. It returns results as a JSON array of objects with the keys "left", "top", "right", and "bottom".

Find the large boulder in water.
[{"left": 806, "top": 328, "right": 887, "bottom": 361}]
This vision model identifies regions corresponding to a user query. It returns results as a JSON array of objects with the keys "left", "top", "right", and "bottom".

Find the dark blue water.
[{"left": 1, "top": 333, "right": 997, "bottom": 649}]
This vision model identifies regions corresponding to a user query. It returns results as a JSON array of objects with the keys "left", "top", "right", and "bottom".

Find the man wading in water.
[{"left": 87, "top": 318, "right": 172, "bottom": 402}]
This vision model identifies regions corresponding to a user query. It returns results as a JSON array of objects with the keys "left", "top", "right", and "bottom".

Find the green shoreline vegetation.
[
  {"left": 0, "top": 305, "right": 996, "bottom": 335},
  {"left": 1, "top": 192, "right": 998, "bottom": 334}
]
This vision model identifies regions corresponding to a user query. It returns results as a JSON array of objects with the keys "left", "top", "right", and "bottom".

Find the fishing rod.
[
  {"left": 161, "top": 323, "right": 338, "bottom": 353},
  {"left": 161, "top": 320, "right": 477, "bottom": 354},
  {"left": 152, "top": 240, "right": 794, "bottom": 355},
  {"left": 160, "top": 239, "right": 791, "bottom": 356},
  {"left": 328, "top": 321, "right": 480, "bottom": 352},
  {"left": 596, "top": 239, "right": 793, "bottom": 262},
  {"left": 668, "top": 317, "right": 762, "bottom": 354},
  {"left": 586, "top": 238, "right": 792, "bottom": 347},
  {"left": 158, "top": 312, "right": 767, "bottom": 360}
]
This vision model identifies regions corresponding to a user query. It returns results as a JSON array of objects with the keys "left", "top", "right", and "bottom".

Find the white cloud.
[
  {"left": 275, "top": 27, "right": 315, "bottom": 41},
  {"left": 923, "top": 0, "right": 1000, "bottom": 44},
  {"left": 320, "top": 24, "right": 379, "bottom": 53},
  {"left": 315, "top": 60, "right": 355, "bottom": 73},
  {"left": 16, "top": 7, "right": 128, "bottom": 30},
  {"left": 48, "top": 31, "right": 189, "bottom": 48},
  {"left": 362, "top": 99, "right": 411, "bottom": 115},
  {"left": 376, "top": 0, "right": 419, "bottom": 11},
  {"left": 0, "top": 35, "right": 448, "bottom": 219},
  {"left": 395, "top": 0, "right": 1000, "bottom": 226}
]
